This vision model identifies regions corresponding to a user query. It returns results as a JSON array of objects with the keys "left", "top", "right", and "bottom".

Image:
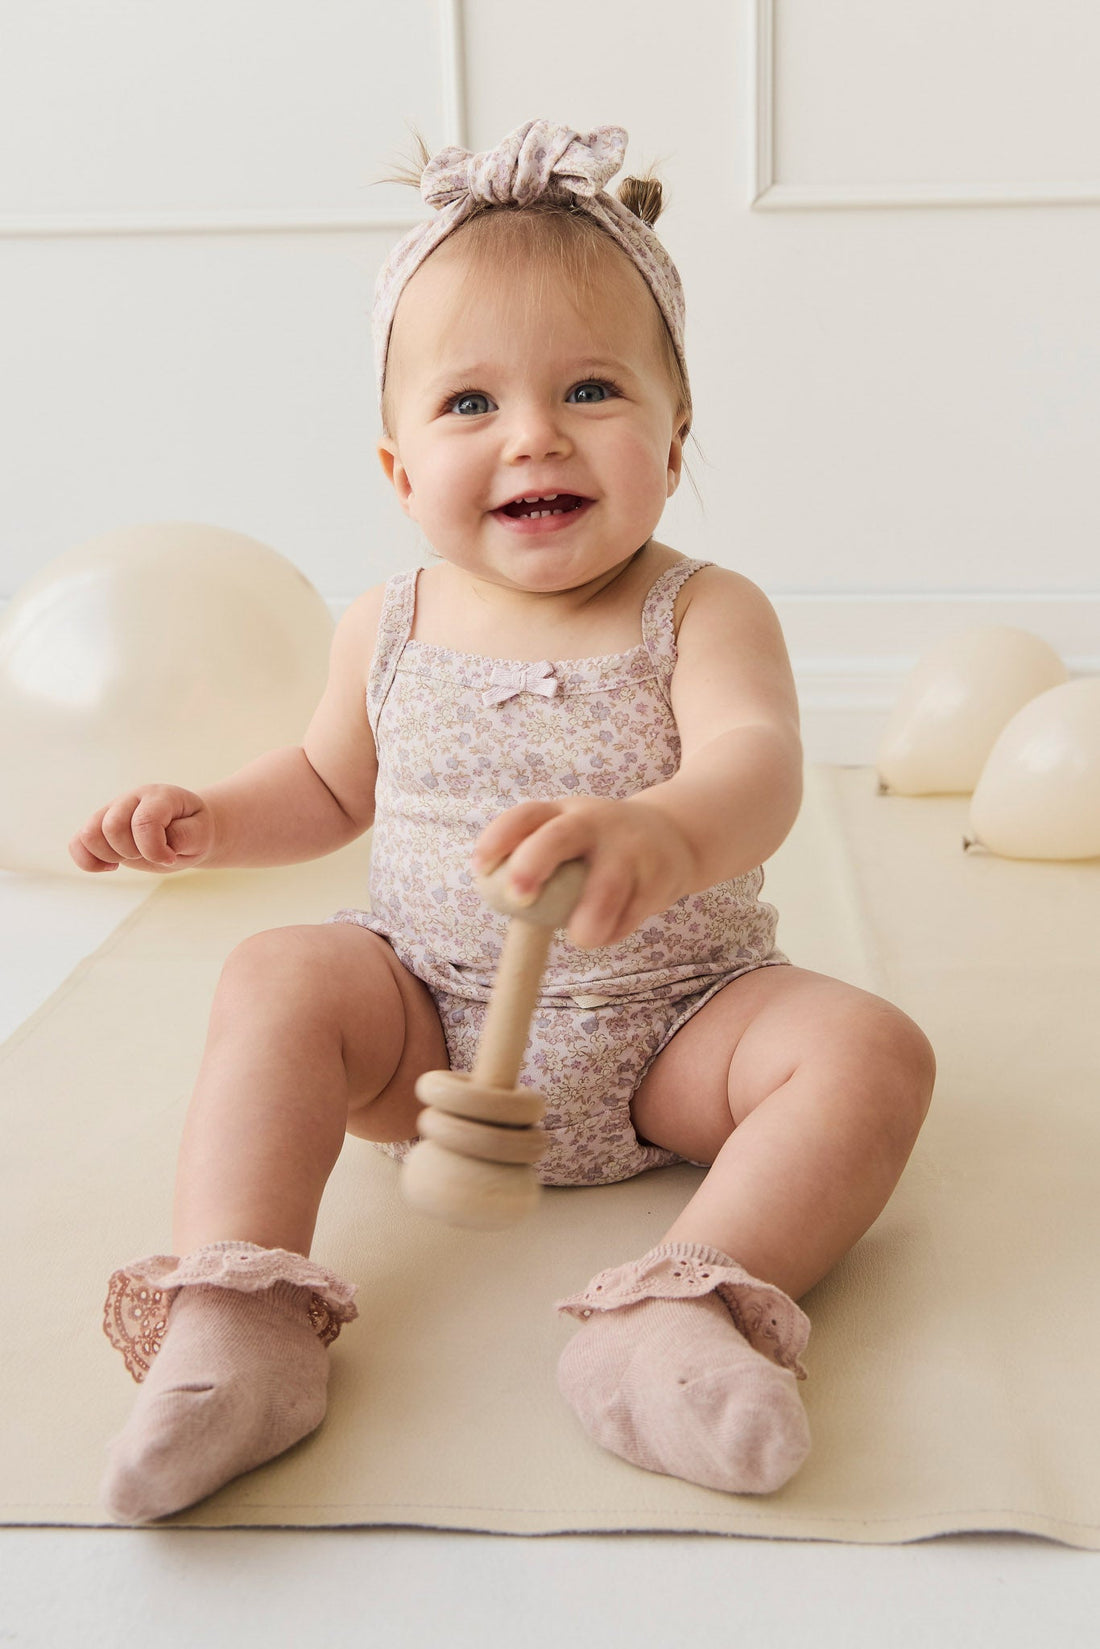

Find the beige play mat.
[{"left": 1, "top": 766, "right": 1097, "bottom": 1543}]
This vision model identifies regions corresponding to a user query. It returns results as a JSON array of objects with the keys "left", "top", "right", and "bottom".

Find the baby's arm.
[
  {"left": 629, "top": 567, "right": 803, "bottom": 886},
  {"left": 474, "top": 569, "right": 802, "bottom": 947},
  {"left": 200, "top": 588, "right": 381, "bottom": 868},
  {"left": 69, "top": 589, "right": 383, "bottom": 873}
]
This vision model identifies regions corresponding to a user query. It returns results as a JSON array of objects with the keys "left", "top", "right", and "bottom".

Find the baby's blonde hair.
[{"left": 378, "top": 134, "right": 693, "bottom": 450}]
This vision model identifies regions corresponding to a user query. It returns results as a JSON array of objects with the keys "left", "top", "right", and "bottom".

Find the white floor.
[{"left": 1, "top": 866, "right": 1097, "bottom": 1649}]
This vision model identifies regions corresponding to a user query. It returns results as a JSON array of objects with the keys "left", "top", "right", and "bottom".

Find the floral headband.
[{"left": 372, "top": 119, "right": 688, "bottom": 412}]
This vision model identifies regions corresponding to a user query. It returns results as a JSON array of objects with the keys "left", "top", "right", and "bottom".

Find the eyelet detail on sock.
[
  {"left": 103, "top": 1247, "right": 359, "bottom": 1381},
  {"left": 556, "top": 1244, "right": 811, "bottom": 1379},
  {"left": 307, "top": 1292, "right": 347, "bottom": 1347}
]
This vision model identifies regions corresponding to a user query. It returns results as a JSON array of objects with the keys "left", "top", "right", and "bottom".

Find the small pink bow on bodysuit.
[{"left": 482, "top": 660, "right": 560, "bottom": 707}]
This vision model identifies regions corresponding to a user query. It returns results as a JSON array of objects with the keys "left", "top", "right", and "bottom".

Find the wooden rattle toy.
[{"left": 401, "top": 855, "right": 588, "bottom": 1231}]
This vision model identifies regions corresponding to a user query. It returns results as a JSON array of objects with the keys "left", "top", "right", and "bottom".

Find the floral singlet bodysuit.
[{"left": 329, "top": 556, "right": 789, "bottom": 1186}]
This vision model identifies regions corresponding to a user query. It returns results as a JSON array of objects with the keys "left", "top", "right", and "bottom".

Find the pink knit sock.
[
  {"left": 100, "top": 1242, "right": 358, "bottom": 1523},
  {"left": 556, "top": 1242, "right": 811, "bottom": 1495}
]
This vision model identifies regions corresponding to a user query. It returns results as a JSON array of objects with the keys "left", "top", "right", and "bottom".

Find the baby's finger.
[
  {"left": 501, "top": 811, "right": 599, "bottom": 905},
  {"left": 99, "top": 798, "right": 144, "bottom": 863},
  {"left": 131, "top": 799, "right": 179, "bottom": 867},
  {"left": 68, "top": 831, "right": 119, "bottom": 872},
  {"left": 73, "top": 800, "right": 137, "bottom": 868},
  {"left": 566, "top": 855, "right": 636, "bottom": 949},
  {"left": 164, "top": 812, "right": 208, "bottom": 862},
  {"left": 472, "top": 801, "right": 563, "bottom": 878}
]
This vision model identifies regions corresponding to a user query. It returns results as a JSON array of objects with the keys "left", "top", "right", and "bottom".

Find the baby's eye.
[
  {"left": 567, "top": 380, "right": 615, "bottom": 404},
  {"left": 446, "top": 390, "right": 495, "bottom": 416}
]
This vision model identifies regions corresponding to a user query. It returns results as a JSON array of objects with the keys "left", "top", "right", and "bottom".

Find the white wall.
[{"left": 2, "top": 0, "right": 1097, "bottom": 760}]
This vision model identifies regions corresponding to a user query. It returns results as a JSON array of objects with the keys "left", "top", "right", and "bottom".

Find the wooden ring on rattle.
[{"left": 400, "top": 855, "right": 587, "bottom": 1230}]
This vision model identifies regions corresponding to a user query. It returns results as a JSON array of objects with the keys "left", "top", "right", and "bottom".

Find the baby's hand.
[
  {"left": 69, "top": 785, "right": 215, "bottom": 874},
  {"left": 471, "top": 796, "right": 695, "bottom": 949}
]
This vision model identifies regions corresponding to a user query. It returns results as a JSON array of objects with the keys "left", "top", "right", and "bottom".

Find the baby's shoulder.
[
  {"left": 328, "top": 583, "right": 391, "bottom": 684},
  {"left": 670, "top": 556, "right": 778, "bottom": 642},
  {"left": 339, "top": 578, "right": 396, "bottom": 638},
  {"left": 339, "top": 582, "right": 388, "bottom": 633}
]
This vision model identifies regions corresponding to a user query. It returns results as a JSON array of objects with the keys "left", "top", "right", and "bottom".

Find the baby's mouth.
[{"left": 495, "top": 493, "right": 589, "bottom": 520}]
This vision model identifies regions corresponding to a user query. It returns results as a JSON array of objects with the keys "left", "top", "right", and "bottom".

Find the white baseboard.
[{"left": 771, "top": 591, "right": 1099, "bottom": 763}]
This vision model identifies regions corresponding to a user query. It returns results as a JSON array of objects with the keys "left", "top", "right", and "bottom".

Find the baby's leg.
[
  {"left": 102, "top": 924, "right": 446, "bottom": 1521},
  {"left": 172, "top": 923, "right": 445, "bottom": 1256},
  {"left": 558, "top": 966, "right": 935, "bottom": 1494},
  {"left": 632, "top": 965, "right": 936, "bottom": 1300}
]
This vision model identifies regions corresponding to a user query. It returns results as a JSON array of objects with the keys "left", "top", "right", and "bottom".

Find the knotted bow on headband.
[
  {"left": 481, "top": 659, "right": 560, "bottom": 708},
  {"left": 421, "top": 123, "right": 626, "bottom": 210},
  {"left": 372, "top": 119, "right": 688, "bottom": 413}
]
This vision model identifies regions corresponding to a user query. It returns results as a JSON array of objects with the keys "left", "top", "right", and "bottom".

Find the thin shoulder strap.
[
  {"left": 640, "top": 558, "right": 713, "bottom": 699},
  {"left": 365, "top": 567, "right": 419, "bottom": 732}
]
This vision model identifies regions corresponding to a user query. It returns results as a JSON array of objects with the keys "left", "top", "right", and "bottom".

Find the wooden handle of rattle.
[
  {"left": 400, "top": 856, "right": 587, "bottom": 1231},
  {"left": 470, "top": 858, "right": 587, "bottom": 1089}
]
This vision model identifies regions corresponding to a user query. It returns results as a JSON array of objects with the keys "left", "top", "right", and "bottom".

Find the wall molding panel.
[
  {"left": 0, "top": 0, "right": 468, "bottom": 240},
  {"left": 750, "top": 0, "right": 1100, "bottom": 211},
  {"left": 0, "top": 205, "right": 431, "bottom": 240}
]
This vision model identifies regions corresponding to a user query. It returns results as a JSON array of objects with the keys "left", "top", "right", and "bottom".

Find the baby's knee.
[
  {"left": 890, "top": 1011, "right": 936, "bottom": 1111},
  {"left": 858, "top": 1004, "right": 936, "bottom": 1136},
  {"left": 213, "top": 926, "right": 332, "bottom": 1016}
]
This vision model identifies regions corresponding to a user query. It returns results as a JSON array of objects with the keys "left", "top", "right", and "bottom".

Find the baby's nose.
[{"left": 501, "top": 405, "right": 573, "bottom": 463}]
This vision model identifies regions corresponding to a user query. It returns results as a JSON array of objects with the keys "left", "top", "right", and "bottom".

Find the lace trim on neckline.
[{"left": 400, "top": 636, "right": 653, "bottom": 673}]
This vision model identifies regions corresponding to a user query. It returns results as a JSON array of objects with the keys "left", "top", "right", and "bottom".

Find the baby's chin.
[{"left": 451, "top": 546, "right": 650, "bottom": 601}]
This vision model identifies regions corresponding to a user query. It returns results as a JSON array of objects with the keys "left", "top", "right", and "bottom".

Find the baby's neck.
[{"left": 410, "top": 542, "right": 681, "bottom": 662}]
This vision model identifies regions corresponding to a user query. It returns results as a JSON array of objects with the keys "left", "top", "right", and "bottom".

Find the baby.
[{"left": 72, "top": 121, "right": 936, "bottom": 1521}]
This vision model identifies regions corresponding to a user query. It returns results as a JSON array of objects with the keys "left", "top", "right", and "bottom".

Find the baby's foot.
[
  {"left": 101, "top": 1281, "right": 330, "bottom": 1522},
  {"left": 556, "top": 1244, "right": 811, "bottom": 1495}
]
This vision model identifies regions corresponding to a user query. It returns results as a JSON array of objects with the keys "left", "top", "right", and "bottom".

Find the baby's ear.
[
  {"left": 666, "top": 429, "right": 685, "bottom": 497},
  {"left": 378, "top": 439, "right": 414, "bottom": 514}
]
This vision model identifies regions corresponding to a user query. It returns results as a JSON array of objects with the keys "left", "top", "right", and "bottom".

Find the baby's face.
[{"left": 378, "top": 239, "right": 684, "bottom": 596}]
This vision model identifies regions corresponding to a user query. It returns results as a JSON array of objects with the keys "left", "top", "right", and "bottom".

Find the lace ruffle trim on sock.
[
  {"left": 555, "top": 1241, "right": 810, "bottom": 1379},
  {"left": 103, "top": 1241, "right": 359, "bottom": 1382}
]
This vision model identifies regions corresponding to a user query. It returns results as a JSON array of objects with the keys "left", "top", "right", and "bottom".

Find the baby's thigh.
[
  {"left": 215, "top": 923, "right": 446, "bottom": 1141},
  {"left": 631, "top": 965, "right": 935, "bottom": 1164}
]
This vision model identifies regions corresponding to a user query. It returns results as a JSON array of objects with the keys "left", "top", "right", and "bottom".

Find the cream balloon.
[
  {"left": 0, "top": 522, "right": 334, "bottom": 876},
  {"left": 965, "top": 678, "right": 1100, "bottom": 860},
  {"left": 876, "top": 626, "right": 1068, "bottom": 795}
]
